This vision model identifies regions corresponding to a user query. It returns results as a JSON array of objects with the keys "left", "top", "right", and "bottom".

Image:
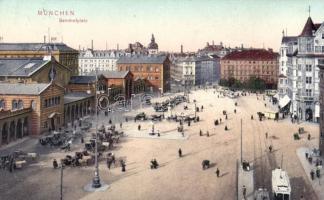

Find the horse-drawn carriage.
[
  {"left": 39, "top": 131, "right": 70, "bottom": 147},
  {"left": 257, "top": 112, "right": 265, "bottom": 121},
  {"left": 150, "top": 114, "right": 163, "bottom": 121},
  {"left": 202, "top": 160, "right": 210, "bottom": 170},
  {"left": 135, "top": 112, "right": 148, "bottom": 120}
]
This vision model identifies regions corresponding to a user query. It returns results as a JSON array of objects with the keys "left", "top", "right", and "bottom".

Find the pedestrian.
[
  {"left": 125, "top": 117, "right": 128, "bottom": 122},
  {"left": 269, "top": 145, "right": 273, "bottom": 153},
  {"left": 216, "top": 168, "right": 220, "bottom": 177},
  {"left": 158, "top": 130, "right": 161, "bottom": 137},
  {"left": 107, "top": 157, "right": 112, "bottom": 169},
  {"left": 138, "top": 124, "right": 141, "bottom": 131},
  {"left": 81, "top": 137, "right": 84, "bottom": 144},
  {"left": 109, "top": 119, "right": 112, "bottom": 124},
  {"left": 251, "top": 115, "right": 253, "bottom": 120},
  {"left": 308, "top": 134, "right": 311, "bottom": 141},
  {"left": 264, "top": 103, "right": 267, "bottom": 107},
  {"left": 178, "top": 148, "right": 182, "bottom": 157},
  {"left": 225, "top": 114, "right": 228, "bottom": 120},
  {"left": 242, "top": 185, "right": 247, "bottom": 199},
  {"left": 265, "top": 132, "right": 268, "bottom": 139},
  {"left": 120, "top": 122, "right": 122, "bottom": 128},
  {"left": 199, "top": 129, "right": 202, "bottom": 136},
  {"left": 53, "top": 159, "right": 58, "bottom": 169},
  {"left": 316, "top": 168, "right": 320, "bottom": 178},
  {"left": 310, "top": 170, "right": 315, "bottom": 180},
  {"left": 220, "top": 118, "right": 222, "bottom": 123},
  {"left": 120, "top": 160, "right": 126, "bottom": 172},
  {"left": 207, "top": 131, "right": 209, "bottom": 137},
  {"left": 234, "top": 109, "right": 236, "bottom": 114},
  {"left": 225, "top": 125, "right": 228, "bottom": 131}
]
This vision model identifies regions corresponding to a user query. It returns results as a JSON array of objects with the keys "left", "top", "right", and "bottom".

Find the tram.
[{"left": 271, "top": 168, "right": 291, "bottom": 200}]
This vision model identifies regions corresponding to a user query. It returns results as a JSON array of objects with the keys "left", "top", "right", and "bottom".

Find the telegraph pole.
[{"left": 240, "top": 119, "right": 243, "bottom": 164}]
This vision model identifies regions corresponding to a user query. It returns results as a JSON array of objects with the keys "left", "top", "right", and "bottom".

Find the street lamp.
[
  {"left": 92, "top": 69, "right": 101, "bottom": 189},
  {"left": 193, "top": 99, "right": 197, "bottom": 118}
]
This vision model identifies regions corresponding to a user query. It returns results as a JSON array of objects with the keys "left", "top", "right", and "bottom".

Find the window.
[
  {"left": 12, "top": 100, "right": 18, "bottom": 110},
  {"left": 31, "top": 100, "right": 36, "bottom": 110},
  {"left": 322, "top": 33, "right": 324, "bottom": 39},
  {"left": 0, "top": 99, "right": 5, "bottom": 109},
  {"left": 306, "top": 64, "right": 312, "bottom": 72},
  {"left": 306, "top": 77, "right": 312, "bottom": 84},
  {"left": 155, "top": 76, "right": 159, "bottom": 80},
  {"left": 18, "top": 100, "right": 23, "bottom": 109},
  {"left": 306, "top": 89, "right": 312, "bottom": 96},
  {"left": 155, "top": 67, "right": 159, "bottom": 72}
]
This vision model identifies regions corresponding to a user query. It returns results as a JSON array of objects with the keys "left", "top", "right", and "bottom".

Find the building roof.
[
  {"left": 117, "top": 55, "right": 167, "bottom": 64},
  {"left": 0, "top": 43, "right": 78, "bottom": 52},
  {"left": 100, "top": 71, "right": 130, "bottom": 79},
  {"left": 222, "top": 49, "right": 279, "bottom": 60},
  {"left": 0, "top": 58, "right": 50, "bottom": 77},
  {"left": 281, "top": 36, "right": 297, "bottom": 44},
  {"left": 299, "top": 17, "right": 320, "bottom": 37},
  {"left": 69, "top": 76, "right": 96, "bottom": 84},
  {"left": 64, "top": 92, "right": 93, "bottom": 104},
  {"left": 0, "top": 82, "right": 52, "bottom": 95}
]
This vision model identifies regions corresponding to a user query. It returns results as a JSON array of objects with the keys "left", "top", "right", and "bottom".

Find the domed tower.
[{"left": 148, "top": 34, "right": 158, "bottom": 55}]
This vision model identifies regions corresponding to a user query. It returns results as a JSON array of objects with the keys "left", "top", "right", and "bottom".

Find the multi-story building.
[
  {"left": 285, "top": 17, "right": 324, "bottom": 122},
  {"left": 0, "top": 43, "right": 79, "bottom": 75},
  {"left": 171, "top": 55, "right": 220, "bottom": 90},
  {"left": 195, "top": 55, "right": 220, "bottom": 85},
  {"left": 317, "top": 60, "right": 324, "bottom": 155},
  {"left": 117, "top": 55, "right": 171, "bottom": 93},
  {"left": 278, "top": 36, "right": 298, "bottom": 98},
  {"left": 220, "top": 49, "right": 279, "bottom": 88},
  {"left": 78, "top": 49, "right": 125, "bottom": 75}
]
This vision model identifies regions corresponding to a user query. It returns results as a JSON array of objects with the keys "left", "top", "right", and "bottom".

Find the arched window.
[
  {"left": 18, "top": 100, "right": 23, "bottom": 109},
  {"left": 12, "top": 100, "right": 18, "bottom": 110},
  {"left": 0, "top": 99, "right": 5, "bottom": 109}
]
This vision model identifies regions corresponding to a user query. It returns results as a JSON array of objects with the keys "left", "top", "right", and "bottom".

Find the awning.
[
  {"left": 279, "top": 95, "right": 290, "bottom": 108},
  {"left": 48, "top": 112, "right": 61, "bottom": 118},
  {"left": 315, "top": 104, "right": 320, "bottom": 118},
  {"left": 273, "top": 93, "right": 279, "bottom": 99}
]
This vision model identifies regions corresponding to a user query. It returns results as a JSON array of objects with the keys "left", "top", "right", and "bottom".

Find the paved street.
[{"left": 0, "top": 88, "right": 320, "bottom": 200}]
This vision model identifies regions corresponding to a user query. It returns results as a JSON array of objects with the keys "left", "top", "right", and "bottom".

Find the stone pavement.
[
  {"left": 297, "top": 147, "right": 324, "bottom": 200},
  {"left": 237, "top": 162, "right": 254, "bottom": 200}
]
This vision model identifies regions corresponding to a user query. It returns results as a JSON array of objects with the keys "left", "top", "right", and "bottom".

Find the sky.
[{"left": 0, "top": 0, "right": 323, "bottom": 52}]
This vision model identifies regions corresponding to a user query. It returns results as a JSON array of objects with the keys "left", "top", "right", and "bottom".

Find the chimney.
[
  {"left": 44, "top": 35, "right": 46, "bottom": 43},
  {"left": 241, "top": 44, "right": 244, "bottom": 49},
  {"left": 78, "top": 45, "right": 81, "bottom": 51},
  {"left": 206, "top": 42, "right": 209, "bottom": 47},
  {"left": 117, "top": 43, "right": 119, "bottom": 50},
  {"left": 212, "top": 40, "right": 214, "bottom": 45},
  {"left": 220, "top": 42, "right": 223, "bottom": 47},
  {"left": 181, "top": 44, "right": 183, "bottom": 54},
  {"left": 91, "top": 40, "right": 93, "bottom": 50}
]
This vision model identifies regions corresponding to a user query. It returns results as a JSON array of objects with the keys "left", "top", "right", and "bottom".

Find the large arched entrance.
[
  {"left": 2, "top": 123, "right": 8, "bottom": 145},
  {"left": 306, "top": 108, "right": 313, "bottom": 122},
  {"left": 23, "top": 117, "right": 28, "bottom": 137},
  {"left": 9, "top": 121, "right": 16, "bottom": 142},
  {"left": 17, "top": 119, "right": 23, "bottom": 139}
]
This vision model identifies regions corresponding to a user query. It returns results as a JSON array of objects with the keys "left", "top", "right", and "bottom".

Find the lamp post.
[
  {"left": 131, "top": 94, "right": 136, "bottom": 111},
  {"left": 92, "top": 69, "right": 101, "bottom": 188},
  {"left": 194, "top": 99, "right": 197, "bottom": 118}
]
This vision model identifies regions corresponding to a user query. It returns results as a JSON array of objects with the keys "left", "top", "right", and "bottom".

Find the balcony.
[{"left": 296, "top": 95, "right": 314, "bottom": 102}]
